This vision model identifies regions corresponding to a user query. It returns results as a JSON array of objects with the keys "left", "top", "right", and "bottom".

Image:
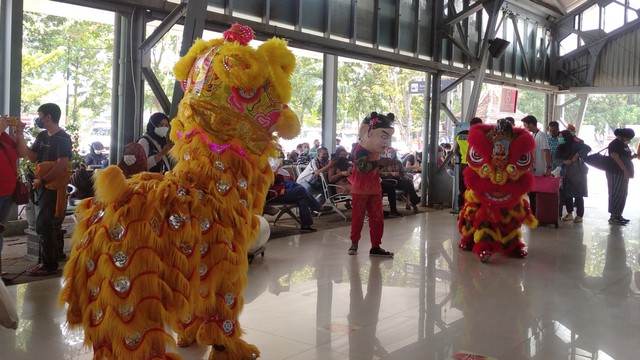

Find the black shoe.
[
  {"left": 58, "top": 253, "right": 67, "bottom": 261},
  {"left": 618, "top": 216, "right": 630, "bottom": 223},
  {"left": 388, "top": 211, "right": 403, "bottom": 218},
  {"left": 369, "top": 247, "right": 394, "bottom": 258},
  {"left": 300, "top": 226, "right": 318, "bottom": 233},
  {"left": 348, "top": 243, "right": 358, "bottom": 255}
]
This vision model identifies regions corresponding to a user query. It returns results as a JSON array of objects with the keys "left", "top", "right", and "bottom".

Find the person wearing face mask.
[
  {"left": 606, "top": 128, "right": 636, "bottom": 225},
  {"left": 118, "top": 142, "right": 148, "bottom": 178},
  {"left": 296, "top": 146, "right": 334, "bottom": 204},
  {"left": 554, "top": 130, "right": 590, "bottom": 223},
  {"left": 138, "top": 112, "right": 173, "bottom": 173},
  {"left": 328, "top": 147, "right": 353, "bottom": 207},
  {"left": 14, "top": 103, "right": 73, "bottom": 276},
  {"left": 380, "top": 147, "right": 420, "bottom": 214},
  {"left": 84, "top": 141, "right": 109, "bottom": 168}
]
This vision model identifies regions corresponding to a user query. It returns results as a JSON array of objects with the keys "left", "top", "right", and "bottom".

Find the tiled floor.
[{"left": 1, "top": 171, "right": 640, "bottom": 359}]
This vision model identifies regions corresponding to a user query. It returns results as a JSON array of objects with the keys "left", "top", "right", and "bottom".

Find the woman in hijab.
[
  {"left": 138, "top": 112, "right": 172, "bottom": 173},
  {"left": 118, "top": 142, "right": 148, "bottom": 178},
  {"left": 84, "top": 141, "right": 109, "bottom": 168},
  {"left": 555, "top": 130, "right": 590, "bottom": 223},
  {"left": 606, "top": 128, "right": 636, "bottom": 225}
]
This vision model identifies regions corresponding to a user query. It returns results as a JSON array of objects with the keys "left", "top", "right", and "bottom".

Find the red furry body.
[{"left": 457, "top": 122, "right": 538, "bottom": 262}]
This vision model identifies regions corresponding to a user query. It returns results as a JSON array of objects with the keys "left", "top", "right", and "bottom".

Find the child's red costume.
[{"left": 457, "top": 120, "right": 538, "bottom": 263}]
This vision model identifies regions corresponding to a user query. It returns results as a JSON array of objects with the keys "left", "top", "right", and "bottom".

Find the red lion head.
[{"left": 464, "top": 121, "right": 535, "bottom": 208}]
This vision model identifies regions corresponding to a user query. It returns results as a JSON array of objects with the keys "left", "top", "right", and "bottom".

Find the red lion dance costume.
[{"left": 457, "top": 120, "right": 538, "bottom": 263}]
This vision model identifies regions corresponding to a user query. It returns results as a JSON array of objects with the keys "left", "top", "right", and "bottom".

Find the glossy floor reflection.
[{"left": 2, "top": 173, "right": 640, "bottom": 359}]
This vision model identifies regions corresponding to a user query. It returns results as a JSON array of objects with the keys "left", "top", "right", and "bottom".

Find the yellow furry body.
[{"left": 60, "top": 26, "right": 299, "bottom": 360}]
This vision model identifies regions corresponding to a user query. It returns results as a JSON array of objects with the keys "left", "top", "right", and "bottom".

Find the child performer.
[{"left": 348, "top": 112, "right": 395, "bottom": 258}]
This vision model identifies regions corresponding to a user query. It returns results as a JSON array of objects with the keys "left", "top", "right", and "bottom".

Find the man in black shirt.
[{"left": 17, "top": 103, "right": 73, "bottom": 275}]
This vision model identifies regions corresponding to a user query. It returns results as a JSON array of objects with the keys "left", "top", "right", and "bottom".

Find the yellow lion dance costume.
[{"left": 59, "top": 24, "right": 300, "bottom": 360}]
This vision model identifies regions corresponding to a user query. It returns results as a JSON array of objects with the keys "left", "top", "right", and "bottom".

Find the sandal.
[{"left": 26, "top": 264, "right": 57, "bottom": 276}]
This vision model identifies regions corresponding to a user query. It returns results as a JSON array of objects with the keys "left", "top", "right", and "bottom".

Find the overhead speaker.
[{"left": 488, "top": 38, "right": 510, "bottom": 59}]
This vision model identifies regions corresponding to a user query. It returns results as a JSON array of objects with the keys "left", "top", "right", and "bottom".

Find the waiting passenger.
[
  {"left": 380, "top": 147, "right": 420, "bottom": 214},
  {"left": 117, "top": 142, "right": 148, "bottom": 178},
  {"left": 84, "top": 141, "right": 109, "bottom": 168},
  {"left": 138, "top": 112, "right": 173, "bottom": 173},
  {"left": 296, "top": 146, "right": 334, "bottom": 204}
]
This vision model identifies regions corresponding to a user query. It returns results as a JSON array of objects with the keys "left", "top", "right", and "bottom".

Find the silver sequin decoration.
[
  {"left": 224, "top": 293, "right": 235, "bottom": 307},
  {"left": 113, "top": 276, "right": 131, "bottom": 293},
  {"left": 215, "top": 161, "right": 225, "bottom": 171},
  {"left": 86, "top": 259, "right": 95, "bottom": 272},
  {"left": 200, "top": 243, "right": 209, "bottom": 256},
  {"left": 200, "top": 218, "right": 211, "bottom": 232},
  {"left": 217, "top": 180, "right": 231, "bottom": 194},
  {"left": 109, "top": 225, "right": 125, "bottom": 241},
  {"left": 238, "top": 178, "right": 248, "bottom": 189},
  {"left": 150, "top": 217, "right": 160, "bottom": 233},
  {"left": 179, "top": 242, "right": 193, "bottom": 255},
  {"left": 227, "top": 239, "right": 234, "bottom": 250},
  {"left": 92, "top": 309, "right": 104, "bottom": 323},
  {"left": 90, "top": 286, "right": 100, "bottom": 297},
  {"left": 169, "top": 214, "right": 184, "bottom": 229},
  {"left": 183, "top": 153, "right": 191, "bottom": 161},
  {"left": 118, "top": 305, "right": 134, "bottom": 318},
  {"left": 198, "top": 190, "right": 205, "bottom": 200},
  {"left": 113, "top": 251, "right": 128, "bottom": 268},
  {"left": 199, "top": 264, "right": 208, "bottom": 277},
  {"left": 181, "top": 314, "right": 192, "bottom": 324},
  {"left": 124, "top": 332, "right": 141, "bottom": 349},
  {"left": 177, "top": 187, "right": 188, "bottom": 196},
  {"left": 222, "top": 320, "right": 234, "bottom": 334},
  {"left": 91, "top": 210, "right": 104, "bottom": 224},
  {"left": 240, "top": 199, "right": 248, "bottom": 207}
]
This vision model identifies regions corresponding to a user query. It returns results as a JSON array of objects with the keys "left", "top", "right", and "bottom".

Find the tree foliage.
[{"left": 22, "top": 12, "right": 113, "bottom": 130}]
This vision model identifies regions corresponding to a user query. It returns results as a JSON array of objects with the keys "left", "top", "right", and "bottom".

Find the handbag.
[
  {"left": 584, "top": 148, "right": 613, "bottom": 171},
  {"left": 12, "top": 180, "right": 29, "bottom": 205}
]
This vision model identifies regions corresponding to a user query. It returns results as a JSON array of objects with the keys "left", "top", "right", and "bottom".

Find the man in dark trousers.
[{"left": 17, "top": 103, "right": 72, "bottom": 275}]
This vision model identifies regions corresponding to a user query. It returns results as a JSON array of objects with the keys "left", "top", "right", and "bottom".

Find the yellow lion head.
[{"left": 171, "top": 24, "right": 300, "bottom": 155}]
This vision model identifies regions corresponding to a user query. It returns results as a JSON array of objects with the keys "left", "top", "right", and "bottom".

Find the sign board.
[
  {"left": 499, "top": 87, "right": 518, "bottom": 113},
  {"left": 408, "top": 79, "right": 457, "bottom": 95},
  {"left": 409, "top": 80, "right": 426, "bottom": 94}
]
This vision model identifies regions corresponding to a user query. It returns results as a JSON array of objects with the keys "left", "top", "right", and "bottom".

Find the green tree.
[
  {"left": 22, "top": 12, "right": 113, "bottom": 132},
  {"left": 290, "top": 56, "right": 323, "bottom": 127},
  {"left": 583, "top": 94, "right": 640, "bottom": 142},
  {"left": 517, "top": 89, "right": 546, "bottom": 119},
  {"left": 143, "top": 31, "right": 181, "bottom": 113}
]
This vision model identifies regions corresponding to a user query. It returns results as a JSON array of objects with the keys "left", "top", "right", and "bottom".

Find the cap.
[{"left": 567, "top": 124, "right": 576, "bottom": 132}]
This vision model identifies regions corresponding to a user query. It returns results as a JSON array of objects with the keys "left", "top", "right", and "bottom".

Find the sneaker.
[
  {"left": 572, "top": 216, "right": 583, "bottom": 223},
  {"left": 348, "top": 243, "right": 358, "bottom": 255},
  {"left": 618, "top": 216, "right": 630, "bottom": 223},
  {"left": 369, "top": 247, "right": 394, "bottom": 258},
  {"left": 562, "top": 213, "right": 573, "bottom": 221},
  {"left": 609, "top": 217, "right": 627, "bottom": 225}
]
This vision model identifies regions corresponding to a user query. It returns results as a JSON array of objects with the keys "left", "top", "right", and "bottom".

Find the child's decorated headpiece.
[{"left": 362, "top": 112, "right": 394, "bottom": 131}]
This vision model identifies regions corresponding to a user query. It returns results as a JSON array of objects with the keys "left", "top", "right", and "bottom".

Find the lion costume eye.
[
  {"left": 516, "top": 152, "right": 531, "bottom": 167},
  {"left": 468, "top": 147, "right": 483, "bottom": 164}
]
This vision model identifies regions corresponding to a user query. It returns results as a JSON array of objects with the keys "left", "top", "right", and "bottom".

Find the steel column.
[
  {"left": 322, "top": 54, "right": 338, "bottom": 154},
  {"left": 466, "top": 0, "right": 505, "bottom": 118},
  {"left": 169, "top": 0, "right": 208, "bottom": 118},
  {"left": 0, "top": 0, "right": 23, "bottom": 117}
]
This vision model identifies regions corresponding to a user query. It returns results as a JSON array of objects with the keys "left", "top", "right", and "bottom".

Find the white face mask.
[
  {"left": 94, "top": 150, "right": 103, "bottom": 155},
  {"left": 154, "top": 126, "right": 169, "bottom": 137},
  {"left": 123, "top": 155, "right": 137, "bottom": 166}
]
